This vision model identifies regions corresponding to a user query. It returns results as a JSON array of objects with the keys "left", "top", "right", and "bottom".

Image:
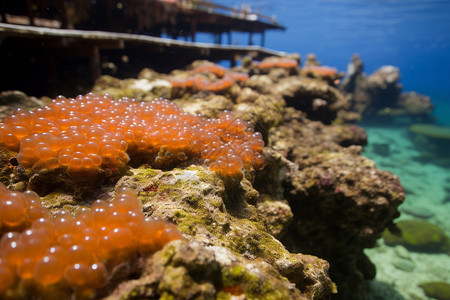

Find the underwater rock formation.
[
  {"left": 340, "top": 55, "right": 434, "bottom": 122},
  {"left": 262, "top": 107, "right": 404, "bottom": 300},
  {"left": 0, "top": 56, "right": 409, "bottom": 299},
  {"left": 0, "top": 91, "right": 46, "bottom": 120}
]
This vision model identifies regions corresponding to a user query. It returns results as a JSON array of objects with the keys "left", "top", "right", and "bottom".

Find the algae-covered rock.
[
  {"left": 270, "top": 76, "right": 348, "bottom": 124},
  {"left": 173, "top": 94, "right": 234, "bottom": 118},
  {"left": 92, "top": 75, "right": 171, "bottom": 100},
  {"left": 0, "top": 147, "right": 17, "bottom": 186},
  {"left": 256, "top": 195, "right": 293, "bottom": 239},
  {"left": 410, "top": 124, "right": 450, "bottom": 139},
  {"left": 114, "top": 165, "right": 333, "bottom": 299},
  {"left": 419, "top": 282, "right": 450, "bottom": 300},
  {"left": 111, "top": 240, "right": 311, "bottom": 300},
  {"left": 0, "top": 90, "right": 44, "bottom": 119},
  {"left": 383, "top": 219, "right": 450, "bottom": 253}
]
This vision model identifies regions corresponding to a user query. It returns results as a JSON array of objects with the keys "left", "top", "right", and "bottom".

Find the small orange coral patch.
[
  {"left": 258, "top": 58, "right": 299, "bottom": 69},
  {"left": 302, "top": 65, "right": 338, "bottom": 78},
  {"left": 170, "top": 63, "right": 249, "bottom": 93},
  {"left": 193, "top": 64, "right": 227, "bottom": 77},
  {"left": 194, "top": 75, "right": 235, "bottom": 92},
  {"left": 0, "top": 184, "right": 183, "bottom": 296},
  {"left": 0, "top": 94, "right": 264, "bottom": 179}
]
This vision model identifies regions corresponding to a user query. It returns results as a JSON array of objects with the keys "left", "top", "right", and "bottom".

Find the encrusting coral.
[
  {"left": 0, "top": 183, "right": 183, "bottom": 298},
  {"left": 170, "top": 62, "right": 249, "bottom": 93},
  {"left": 258, "top": 57, "right": 299, "bottom": 70},
  {"left": 0, "top": 93, "right": 264, "bottom": 180},
  {"left": 302, "top": 65, "right": 339, "bottom": 78}
]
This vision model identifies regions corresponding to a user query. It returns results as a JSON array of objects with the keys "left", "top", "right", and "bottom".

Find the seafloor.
[{"left": 362, "top": 125, "right": 450, "bottom": 300}]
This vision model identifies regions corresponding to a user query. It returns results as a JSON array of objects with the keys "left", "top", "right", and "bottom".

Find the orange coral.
[
  {"left": 258, "top": 58, "right": 299, "bottom": 69},
  {"left": 226, "top": 71, "right": 249, "bottom": 82},
  {"left": 170, "top": 63, "right": 249, "bottom": 93},
  {"left": 0, "top": 183, "right": 183, "bottom": 296},
  {"left": 0, "top": 94, "right": 264, "bottom": 179},
  {"left": 0, "top": 183, "right": 50, "bottom": 234},
  {"left": 302, "top": 65, "right": 338, "bottom": 78},
  {"left": 194, "top": 75, "right": 235, "bottom": 92},
  {"left": 193, "top": 64, "right": 227, "bottom": 77}
]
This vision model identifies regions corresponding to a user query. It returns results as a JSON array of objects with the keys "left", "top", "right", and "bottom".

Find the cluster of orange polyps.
[
  {"left": 0, "top": 184, "right": 183, "bottom": 296},
  {"left": 170, "top": 63, "right": 249, "bottom": 93},
  {"left": 0, "top": 93, "right": 264, "bottom": 179}
]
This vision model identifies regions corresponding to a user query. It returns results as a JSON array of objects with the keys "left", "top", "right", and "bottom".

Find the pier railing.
[{"left": 175, "top": 0, "right": 278, "bottom": 25}]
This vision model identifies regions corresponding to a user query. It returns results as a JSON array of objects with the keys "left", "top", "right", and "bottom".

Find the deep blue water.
[{"left": 206, "top": 0, "right": 450, "bottom": 125}]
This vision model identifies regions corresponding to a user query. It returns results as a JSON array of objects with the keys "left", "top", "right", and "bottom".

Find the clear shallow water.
[{"left": 208, "top": 0, "right": 450, "bottom": 125}]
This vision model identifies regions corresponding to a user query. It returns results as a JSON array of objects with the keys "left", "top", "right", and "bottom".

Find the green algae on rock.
[
  {"left": 419, "top": 282, "right": 450, "bottom": 300},
  {"left": 116, "top": 165, "right": 333, "bottom": 299},
  {"left": 110, "top": 166, "right": 332, "bottom": 299},
  {"left": 410, "top": 124, "right": 450, "bottom": 139},
  {"left": 383, "top": 219, "right": 450, "bottom": 253},
  {"left": 112, "top": 240, "right": 311, "bottom": 300}
]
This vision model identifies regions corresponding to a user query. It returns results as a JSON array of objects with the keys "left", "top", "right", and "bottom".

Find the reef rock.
[
  {"left": 270, "top": 76, "right": 349, "bottom": 124},
  {"left": 114, "top": 166, "right": 334, "bottom": 299},
  {"left": 0, "top": 90, "right": 45, "bottom": 119},
  {"left": 0, "top": 56, "right": 409, "bottom": 300},
  {"left": 340, "top": 55, "right": 434, "bottom": 122},
  {"left": 262, "top": 107, "right": 404, "bottom": 300}
]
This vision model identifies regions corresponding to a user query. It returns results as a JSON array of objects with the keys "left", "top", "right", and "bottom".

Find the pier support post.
[
  {"left": 90, "top": 45, "right": 101, "bottom": 83},
  {"left": 190, "top": 19, "right": 197, "bottom": 42},
  {"left": 25, "top": 0, "right": 35, "bottom": 26}
]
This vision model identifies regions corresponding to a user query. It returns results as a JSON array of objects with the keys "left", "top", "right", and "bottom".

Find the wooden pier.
[{"left": 0, "top": 0, "right": 288, "bottom": 97}]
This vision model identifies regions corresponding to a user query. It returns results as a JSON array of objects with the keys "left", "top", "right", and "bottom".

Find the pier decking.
[{"left": 0, "top": 0, "right": 288, "bottom": 97}]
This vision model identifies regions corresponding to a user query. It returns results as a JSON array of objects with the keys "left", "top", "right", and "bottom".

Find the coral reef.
[
  {"left": 0, "top": 91, "right": 47, "bottom": 120},
  {"left": 0, "top": 55, "right": 412, "bottom": 300}
]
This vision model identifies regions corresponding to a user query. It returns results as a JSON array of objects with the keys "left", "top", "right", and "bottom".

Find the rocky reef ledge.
[{"left": 0, "top": 56, "right": 406, "bottom": 299}]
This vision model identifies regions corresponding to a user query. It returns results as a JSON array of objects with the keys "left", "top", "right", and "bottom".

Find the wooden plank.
[{"left": 0, "top": 23, "right": 287, "bottom": 58}]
